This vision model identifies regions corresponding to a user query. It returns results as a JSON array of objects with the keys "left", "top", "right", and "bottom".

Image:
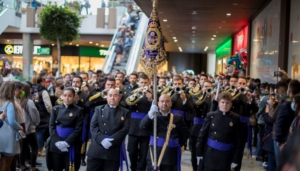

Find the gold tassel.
[
  {"left": 250, "top": 158, "right": 254, "bottom": 168},
  {"left": 89, "top": 92, "right": 101, "bottom": 101},
  {"left": 247, "top": 151, "right": 250, "bottom": 159},
  {"left": 81, "top": 142, "right": 86, "bottom": 154},
  {"left": 87, "top": 139, "right": 91, "bottom": 148},
  {"left": 231, "top": 169, "right": 234, "bottom": 171},
  {"left": 69, "top": 162, "right": 72, "bottom": 171}
]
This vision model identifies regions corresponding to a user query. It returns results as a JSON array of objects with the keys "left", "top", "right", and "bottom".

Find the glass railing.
[
  {"left": 22, "top": 0, "right": 126, "bottom": 16},
  {"left": 0, "top": 0, "right": 22, "bottom": 14},
  {"left": 125, "top": 13, "right": 148, "bottom": 74}
]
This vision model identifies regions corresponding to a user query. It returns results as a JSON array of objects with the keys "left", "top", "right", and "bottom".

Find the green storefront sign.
[
  {"left": 216, "top": 39, "right": 232, "bottom": 59},
  {"left": 36, "top": 47, "right": 50, "bottom": 55},
  {"left": 79, "top": 46, "right": 108, "bottom": 57}
]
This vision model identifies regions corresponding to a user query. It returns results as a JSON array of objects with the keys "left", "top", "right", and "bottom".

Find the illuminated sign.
[
  {"left": 1, "top": 45, "right": 50, "bottom": 55},
  {"left": 233, "top": 26, "right": 248, "bottom": 53}
]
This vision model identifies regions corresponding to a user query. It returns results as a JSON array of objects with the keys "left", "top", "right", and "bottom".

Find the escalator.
[
  {"left": 0, "top": 8, "right": 21, "bottom": 35},
  {"left": 102, "top": 13, "right": 148, "bottom": 73}
]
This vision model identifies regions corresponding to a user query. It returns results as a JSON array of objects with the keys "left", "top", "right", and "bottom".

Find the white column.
[
  {"left": 207, "top": 53, "right": 216, "bottom": 76},
  {"left": 22, "top": 33, "right": 33, "bottom": 81}
]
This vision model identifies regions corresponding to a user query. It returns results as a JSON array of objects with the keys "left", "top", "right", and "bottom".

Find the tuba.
[
  {"left": 125, "top": 86, "right": 149, "bottom": 105},
  {"left": 189, "top": 84, "right": 202, "bottom": 96}
]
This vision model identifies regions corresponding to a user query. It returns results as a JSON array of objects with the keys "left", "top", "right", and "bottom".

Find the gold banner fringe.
[
  {"left": 87, "top": 139, "right": 91, "bottom": 148},
  {"left": 81, "top": 142, "right": 86, "bottom": 154}
]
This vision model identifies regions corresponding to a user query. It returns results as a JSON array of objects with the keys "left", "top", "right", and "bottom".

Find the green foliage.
[
  {"left": 38, "top": 3, "right": 83, "bottom": 44},
  {"left": 65, "top": 1, "right": 81, "bottom": 12}
]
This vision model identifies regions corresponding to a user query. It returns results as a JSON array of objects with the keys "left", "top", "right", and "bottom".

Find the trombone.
[{"left": 126, "top": 86, "right": 150, "bottom": 105}]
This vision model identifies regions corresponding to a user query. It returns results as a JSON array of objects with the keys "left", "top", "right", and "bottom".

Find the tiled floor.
[{"left": 32, "top": 150, "right": 265, "bottom": 171}]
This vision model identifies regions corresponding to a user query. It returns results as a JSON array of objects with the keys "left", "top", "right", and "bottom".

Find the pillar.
[{"left": 22, "top": 33, "right": 33, "bottom": 81}]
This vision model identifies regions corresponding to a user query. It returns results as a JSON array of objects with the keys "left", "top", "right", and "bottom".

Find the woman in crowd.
[
  {"left": 288, "top": 94, "right": 300, "bottom": 136},
  {"left": 47, "top": 87, "right": 83, "bottom": 171},
  {"left": 0, "top": 81, "right": 22, "bottom": 171},
  {"left": 19, "top": 82, "right": 40, "bottom": 171}
]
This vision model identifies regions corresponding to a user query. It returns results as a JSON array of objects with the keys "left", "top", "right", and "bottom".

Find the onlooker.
[
  {"left": 19, "top": 82, "right": 40, "bottom": 171},
  {"left": 35, "top": 77, "right": 52, "bottom": 156},
  {"left": 0, "top": 111, "right": 5, "bottom": 128},
  {"left": 0, "top": 81, "right": 22, "bottom": 171}
]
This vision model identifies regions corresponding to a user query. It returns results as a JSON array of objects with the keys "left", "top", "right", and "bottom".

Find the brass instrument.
[
  {"left": 125, "top": 86, "right": 149, "bottom": 105},
  {"left": 101, "top": 89, "right": 108, "bottom": 98},
  {"left": 157, "top": 85, "right": 165, "bottom": 93},
  {"left": 161, "top": 80, "right": 173, "bottom": 95},
  {"left": 206, "top": 87, "right": 213, "bottom": 95},
  {"left": 88, "top": 89, "right": 109, "bottom": 101},
  {"left": 230, "top": 85, "right": 237, "bottom": 92},
  {"left": 73, "top": 87, "right": 80, "bottom": 93},
  {"left": 173, "top": 86, "right": 183, "bottom": 94},
  {"left": 239, "top": 87, "right": 249, "bottom": 95},
  {"left": 189, "top": 84, "right": 202, "bottom": 96}
]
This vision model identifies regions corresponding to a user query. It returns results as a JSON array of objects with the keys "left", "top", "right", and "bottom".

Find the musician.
[
  {"left": 196, "top": 92, "right": 243, "bottom": 171},
  {"left": 199, "top": 74, "right": 208, "bottom": 85},
  {"left": 190, "top": 81, "right": 214, "bottom": 171},
  {"left": 158, "top": 77, "right": 167, "bottom": 87},
  {"left": 126, "top": 74, "right": 153, "bottom": 171},
  {"left": 115, "top": 78, "right": 124, "bottom": 90},
  {"left": 122, "top": 73, "right": 139, "bottom": 97},
  {"left": 140, "top": 94, "right": 189, "bottom": 171},
  {"left": 47, "top": 87, "right": 83, "bottom": 171},
  {"left": 116, "top": 72, "right": 130, "bottom": 85},
  {"left": 86, "top": 88, "right": 130, "bottom": 171},
  {"left": 71, "top": 76, "right": 90, "bottom": 166}
]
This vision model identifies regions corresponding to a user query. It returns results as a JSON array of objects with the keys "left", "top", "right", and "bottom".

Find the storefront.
[
  {"left": 0, "top": 44, "right": 52, "bottom": 73},
  {"left": 215, "top": 39, "right": 232, "bottom": 75},
  {"left": 60, "top": 46, "right": 108, "bottom": 75},
  {"left": 232, "top": 26, "right": 249, "bottom": 76}
]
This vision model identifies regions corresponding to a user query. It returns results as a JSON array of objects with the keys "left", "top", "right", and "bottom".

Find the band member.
[
  {"left": 186, "top": 79, "right": 197, "bottom": 94},
  {"left": 126, "top": 74, "right": 152, "bottom": 171},
  {"left": 140, "top": 94, "right": 189, "bottom": 171},
  {"left": 199, "top": 74, "right": 208, "bottom": 85},
  {"left": 196, "top": 92, "right": 243, "bottom": 171},
  {"left": 86, "top": 89, "right": 130, "bottom": 171},
  {"left": 122, "top": 73, "right": 139, "bottom": 97},
  {"left": 158, "top": 76, "right": 167, "bottom": 87},
  {"left": 47, "top": 87, "right": 83, "bottom": 171},
  {"left": 116, "top": 72, "right": 130, "bottom": 85},
  {"left": 115, "top": 78, "right": 124, "bottom": 90},
  {"left": 71, "top": 76, "right": 90, "bottom": 166},
  {"left": 190, "top": 81, "right": 214, "bottom": 171}
]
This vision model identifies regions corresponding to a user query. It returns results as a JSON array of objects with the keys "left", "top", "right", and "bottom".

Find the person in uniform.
[
  {"left": 190, "top": 81, "right": 214, "bottom": 171},
  {"left": 126, "top": 74, "right": 153, "bottom": 171},
  {"left": 122, "top": 73, "right": 139, "bottom": 97},
  {"left": 47, "top": 87, "right": 83, "bottom": 171},
  {"left": 140, "top": 94, "right": 189, "bottom": 171},
  {"left": 86, "top": 88, "right": 130, "bottom": 171},
  {"left": 196, "top": 91, "right": 243, "bottom": 171}
]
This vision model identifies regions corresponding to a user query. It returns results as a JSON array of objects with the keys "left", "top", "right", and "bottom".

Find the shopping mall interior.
[{"left": 0, "top": 0, "right": 297, "bottom": 83}]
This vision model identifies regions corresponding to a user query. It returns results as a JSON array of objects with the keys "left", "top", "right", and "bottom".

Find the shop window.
[
  {"left": 61, "top": 56, "right": 79, "bottom": 75},
  {"left": 89, "top": 57, "right": 105, "bottom": 71},
  {"left": 80, "top": 57, "right": 90, "bottom": 72},
  {"left": 33, "top": 56, "right": 52, "bottom": 73}
]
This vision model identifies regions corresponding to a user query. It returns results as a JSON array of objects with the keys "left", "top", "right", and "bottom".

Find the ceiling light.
[
  {"left": 101, "top": 45, "right": 104, "bottom": 47},
  {"left": 216, "top": 31, "right": 219, "bottom": 33},
  {"left": 163, "top": 19, "right": 167, "bottom": 22},
  {"left": 219, "top": 26, "right": 222, "bottom": 29},
  {"left": 159, "top": 12, "right": 164, "bottom": 14},
  {"left": 6, "top": 40, "right": 9, "bottom": 42},
  {"left": 173, "top": 37, "right": 176, "bottom": 39},
  {"left": 192, "top": 34, "right": 195, "bottom": 36},
  {"left": 76, "top": 44, "right": 79, "bottom": 46},
  {"left": 192, "top": 26, "right": 196, "bottom": 30},
  {"left": 211, "top": 38, "right": 215, "bottom": 40},
  {"left": 174, "top": 40, "right": 178, "bottom": 42},
  {"left": 96, "top": 43, "right": 99, "bottom": 45},
  {"left": 178, "top": 47, "right": 182, "bottom": 52},
  {"left": 167, "top": 25, "right": 170, "bottom": 27},
  {"left": 170, "top": 30, "right": 172, "bottom": 32},
  {"left": 213, "top": 35, "right": 216, "bottom": 37},
  {"left": 222, "top": 21, "right": 226, "bottom": 23},
  {"left": 192, "top": 31, "right": 195, "bottom": 33},
  {"left": 192, "top": 40, "right": 195, "bottom": 43},
  {"left": 293, "top": 41, "right": 299, "bottom": 43},
  {"left": 89, "top": 41, "right": 93, "bottom": 44},
  {"left": 226, "top": 13, "right": 231, "bottom": 16},
  {"left": 233, "top": 3, "right": 238, "bottom": 5},
  {"left": 52, "top": 44, "right": 55, "bottom": 46},
  {"left": 191, "top": 11, "right": 197, "bottom": 15},
  {"left": 204, "top": 46, "right": 209, "bottom": 51}
]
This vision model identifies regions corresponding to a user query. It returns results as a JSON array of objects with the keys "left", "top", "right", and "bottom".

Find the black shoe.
[{"left": 81, "top": 160, "right": 86, "bottom": 166}]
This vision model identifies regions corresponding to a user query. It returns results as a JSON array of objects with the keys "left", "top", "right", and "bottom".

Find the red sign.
[{"left": 233, "top": 26, "right": 248, "bottom": 54}]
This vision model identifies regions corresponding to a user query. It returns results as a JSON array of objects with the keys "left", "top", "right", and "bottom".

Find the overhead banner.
[{"left": 250, "top": 0, "right": 280, "bottom": 83}]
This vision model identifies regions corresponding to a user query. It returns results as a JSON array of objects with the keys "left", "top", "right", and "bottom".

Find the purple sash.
[
  {"left": 131, "top": 112, "right": 147, "bottom": 119},
  {"left": 150, "top": 136, "right": 181, "bottom": 171},
  {"left": 207, "top": 138, "right": 233, "bottom": 151},
  {"left": 193, "top": 117, "right": 204, "bottom": 125}
]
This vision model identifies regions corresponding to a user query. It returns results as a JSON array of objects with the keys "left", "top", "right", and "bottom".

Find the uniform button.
[
  {"left": 211, "top": 116, "right": 213, "bottom": 118},
  {"left": 232, "top": 106, "right": 234, "bottom": 108},
  {"left": 104, "top": 123, "right": 106, "bottom": 126},
  {"left": 200, "top": 109, "right": 202, "bottom": 111},
  {"left": 102, "top": 115, "right": 104, "bottom": 117},
  {"left": 197, "top": 106, "right": 199, "bottom": 108},
  {"left": 105, "top": 131, "right": 107, "bottom": 134},
  {"left": 215, "top": 139, "right": 217, "bottom": 142},
  {"left": 201, "top": 115, "right": 203, "bottom": 117},
  {"left": 212, "top": 124, "right": 215, "bottom": 126},
  {"left": 214, "top": 132, "right": 216, "bottom": 134},
  {"left": 135, "top": 104, "right": 137, "bottom": 106},
  {"left": 136, "top": 110, "right": 138, "bottom": 112}
]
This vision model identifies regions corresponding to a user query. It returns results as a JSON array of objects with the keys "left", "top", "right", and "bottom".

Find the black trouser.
[
  {"left": 127, "top": 135, "right": 149, "bottom": 171},
  {"left": 146, "top": 160, "right": 177, "bottom": 171},
  {"left": 20, "top": 133, "right": 38, "bottom": 167},
  {"left": 234, "top": 124, "right": 248, "bottom": 171},
  {"left": 86, "top": 157, "right": 119, "bottom": 171},
  {"left": 190, "top": 136, "right": 198, "bottom": 171},
  {"left": 51, "top": 153, "right": 69, "bottom": 171}
]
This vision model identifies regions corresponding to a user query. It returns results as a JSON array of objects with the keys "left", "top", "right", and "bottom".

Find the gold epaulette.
[
  {"left": 89, "top": 92, "right": 101, "bottom": 101},
  {"left": 57, "top": 98, "right": 63, "bottom": 105}
]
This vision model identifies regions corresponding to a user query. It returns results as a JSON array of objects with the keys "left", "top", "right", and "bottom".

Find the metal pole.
[{"left": 153, "top": 71, "right": 158, "bottom": 170}]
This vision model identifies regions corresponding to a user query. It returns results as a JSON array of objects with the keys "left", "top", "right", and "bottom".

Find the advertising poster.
[{"left": 250, "top": 0, "right": 280, "bottom": 83}]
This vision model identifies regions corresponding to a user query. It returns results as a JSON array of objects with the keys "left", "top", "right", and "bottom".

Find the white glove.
[
  {"left": 197, "top": 156, "right": 203, "bottom": 165},
  {"left": 231, "top": 163, "right": 238, "bottom": 169},
  {"left": 55, "top": 141, "right": 70, "bottom": 152},
  {"left": 148, "top": 104, "right": 158, "bottom": 119},
  {"left": 101, "top": 138, "right": 114, "bottom": 149}
]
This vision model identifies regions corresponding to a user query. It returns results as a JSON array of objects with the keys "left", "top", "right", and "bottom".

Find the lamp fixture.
[
  {"left": 211, "top": 38, "right": 215, "bottom": 40},
  {"left": 163, "top": 19, "right": 168, "bottom": 22},
  {"left": 96, "top": 43, "right": 99, "bottom": 45},
  {"left": 204, "top": 46, "right": 209, "bottom": 51},
  {"left": 89, "top": 41, "right": 93, "bottom": 44},
  {"left": 101, "top": 45, "right": 104, "bottom": 47},
  {"left": 226, "top": 13, "right": 231, "bottom": 16}
]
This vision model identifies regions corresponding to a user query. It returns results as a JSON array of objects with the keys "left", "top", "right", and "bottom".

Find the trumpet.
[
  {"left": 230, "top": 85, "right": 237, "bottom": 92},
  {"left": 157, "top": 85, "right": 165, "bottom": 93},
  {"left": 101, "top": 89, "right": 108, "bottom": 99},
  {"left": 206, "top": 87, "right": 213, "bottom": 95},
  {"left": 126, "top": 86, "right": 150, "bottom": 106},
  {"left": 173, "top": 86, "right": 183, "bottom": 94},
  {"left": 73, "top": 87, "right": 80, "bottom": 93},
  {"left": 239, "top": 87, "right": 249, "bottom": 95}
]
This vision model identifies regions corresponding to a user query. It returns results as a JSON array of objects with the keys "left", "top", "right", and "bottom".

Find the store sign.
[
  {"left": 79, "top": 46, "right": 108, "bottom": 57},
  {"left": 216, "top": 39, "right": 232, "bottom": 59},
  {"left": 233, "top": 26, "right": 248, "bottom": 53},
  {"left": 0, "top": 45, "right": 51, "bottom": 55}
]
